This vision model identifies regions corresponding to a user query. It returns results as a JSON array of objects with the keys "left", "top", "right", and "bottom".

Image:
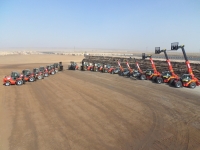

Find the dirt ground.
[{"left": 0, "top": 55, "right": 200, "bottom": 150}]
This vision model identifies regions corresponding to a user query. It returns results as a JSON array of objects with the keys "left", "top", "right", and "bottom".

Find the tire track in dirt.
[
  {"left": 1, "top": 62, "right": 200, "bottom": 150},
  {"left": 64, "top": 71, "right": 164, "bottom": 149},
  {"left": 9, "top": 84, "right": 39, "bottom": 150},
  {"left": 68, "top": 70, "right": 200, "bottom": 150},
  {"left": 31, "top": 74, "right": 138, "bottom": 149},
  {"left": 28, "top": 76, "right": 113, "bottom": 149}
]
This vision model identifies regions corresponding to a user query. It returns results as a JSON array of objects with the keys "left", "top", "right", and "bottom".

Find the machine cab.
[
  {"left": 145, "top": 69, "right": 154, "bottom": 75},
  {"left": 46, "top": 65, "right": 52, "bottom": 71},
  {"left": 11, "top": 72, "right": 20, "bottom": 80},
  {"left": 181, "top": 74, "right": 192, "bottom": 82},
  {"left": 53, "top": 63, "right": 59, "bottom": 68},
  {"left": 162, "top": 71, "right": 172, "bottom": 78},
  {"left": 22, "top": 69, "right": 31, "bottom": 77},
  {"left": 39, "top": 67, "right": 45, "bottom": 72},
  {"left": 33, "top": 68, "right": 39, "bottom": 73}
]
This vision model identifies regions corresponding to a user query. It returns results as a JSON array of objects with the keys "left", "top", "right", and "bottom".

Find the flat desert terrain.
[{"left": 0, "top": 54, "right": 200, "bottom": 150}]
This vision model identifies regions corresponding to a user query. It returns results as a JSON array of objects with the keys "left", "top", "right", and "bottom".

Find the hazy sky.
[{"left": 0, "top": 0, "right": 200, "bottom": 52}]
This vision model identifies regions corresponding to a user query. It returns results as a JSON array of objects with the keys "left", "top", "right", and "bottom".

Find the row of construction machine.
[
  {"left": 79, "top": 59, "right": 114, "bottom": 73},
  {"left": 131, "top": 42, "right": 199, "bottom": 89},
  {"left": 154, "top": 43, "right": 200, "bottom": 88},
  {"left": 101, "top": 42, "right": 199, "bottom": 89},
  {"left": 78, "top": 43, "right": 199, "bottom": 89},
  {"left": 3, "top": 62, "right": 63, "bottom": 86}
]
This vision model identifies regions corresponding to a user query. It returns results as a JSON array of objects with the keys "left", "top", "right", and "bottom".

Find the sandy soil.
[{"left": 0, "top": 55, "right": 200, "bottom": 150}]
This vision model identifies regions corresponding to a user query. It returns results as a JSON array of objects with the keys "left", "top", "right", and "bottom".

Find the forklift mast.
[
  {"left": 171, "top": 42, "right": 194, "bottom": 78},
  {"left": 126, "top": 61, "right": 131, "bottom": 69},
  {"left": 155, "top": 47, "right": 178, "bottom": 78},
  {"left": 142, "top": 53, "right": 159, "bottom": 74},
  {"left": 117, "top": 59, "right": 124, "bottom": 72},
  {"left": 133, "top": 58, "right": 143, "bottom": 74},
  {"left": 126, "top": 58, "right": 132, "bottom": 71}
]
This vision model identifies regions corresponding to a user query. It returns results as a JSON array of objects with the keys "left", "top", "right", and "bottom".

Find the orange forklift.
[
  {"left": 117, "top": 59, "right": 125, "bottom": 76},
  {"left": 142, "top": 53, "right": 162, "bottom": 83},
  {"left": 3, "top": 71, "right": 25, "bottom": 86},
  {"left": 155, "top": 47, "right": 179, "bottom": 85},
  {"left": 124, "top": 59, "right": 134, "bottom": 77},
  {"left": 132, "top": 58, "right": 146, "bottom": 80},
  {"left": 170, "top": 42, "right": 200, "bottom": 88}
]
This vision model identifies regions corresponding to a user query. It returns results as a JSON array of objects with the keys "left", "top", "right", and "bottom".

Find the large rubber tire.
[
  {"left": 140, "top": 74, "right": 146, "bottom": 80},
  {"left": 175, "top": 81, "right": 182, "bottom": 88},
  {"left": 37, "top": 75, "right": 42, "bottom": 80},
  {"left": 189, "top": 82, "right": 196, "bottom": 89},
  {"left": 44, "top": 73, "right": 48, "bottom": 77},
  {"left": 5, "top": 82, "right": 10, "bottom": 86},
  {"left": 29, "top": 77, "right": 34, "bottom": 82},
  {"left": 152, "top": 76, "right": 157, "bottom": 82},
  {"left": 156, "top": 77, "right": 163, "bottom": 84},
  {"left": 169, "top": 79, "right": 174, "bottom": 85},
  {"left": 17, "top": 80, "right": 23, "bottom": 86}
]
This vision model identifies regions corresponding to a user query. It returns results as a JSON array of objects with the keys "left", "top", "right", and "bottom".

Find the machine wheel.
[
  {"left": 151, "top": 76, "right": 156, "bottom": 82},
  {"left": 44, "top": 73, "right": 48, "bottom": 77},
  {"left": 51, "top": 71, "right": 55, "bottom": 75},
  {"left": 140, "top": 74, "right": 146, "bottom": 80},
  {"left": 29, "top": 77, "right": 35, "bottom": 82},
  {"left": 189, "top": 82, "right": 196, "bottom": 89},
  {"left": 169, "top": 79, "right": 174, "bottom": 85},
  {"left": 156, "top": 77, "right": 163, "bottom": 84},
  {"left": 175, "top": 81, "right": 182, "bottom": 88},
  {"left": 5, "top": 82, "right": 10, "bottom": 86},
  {"left": 37, "top": 75, "right": 42, "bottom": 80},
  {"left": 17, "top": 80, "right": 23, "bottom": 85}
]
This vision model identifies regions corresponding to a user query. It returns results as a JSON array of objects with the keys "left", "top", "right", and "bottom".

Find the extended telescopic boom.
[
  {"left": 142, "top": 53, "right": 159, "bottom": 74},
  {"left": 155, "top": 47, "right": 178, "bottom": 78}
]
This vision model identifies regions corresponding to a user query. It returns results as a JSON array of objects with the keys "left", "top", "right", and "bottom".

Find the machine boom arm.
[
  {"left": 180, "top": 46, "right": 194, "bottom": 78},
  {"left": 142, "top": 53, "right": 159, "bottom": 74},
  {"left": 161, "top": 50, "right": 178, "bottom": 78},
  {"left": 117, "top": 60, "right": 124, "bottom": 72},
  {"left": 133, "top": 58, "right": 143, "bottom": 73},
  {"left": 149, "top": 57, "right": 158, "bottom": 74}
]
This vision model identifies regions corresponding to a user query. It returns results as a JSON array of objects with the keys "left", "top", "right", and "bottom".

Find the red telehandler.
[
  {"left": 124, "top": 59, "right": 134, "bottom": 77},
  {"left": 155, "top": 47, "right": 179, "bottom": 84},
  {"left": 142, "top": 53, "right": 162, "bottom": 83},
  {"left": 132, "top": 58, "right": 146, "bottom": 80},
  {"left": 117, "top": 59, "right": 125, "bottom": 76},
  {"left": 170, "top": 42, "right": 200, "bottom": 88}
]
